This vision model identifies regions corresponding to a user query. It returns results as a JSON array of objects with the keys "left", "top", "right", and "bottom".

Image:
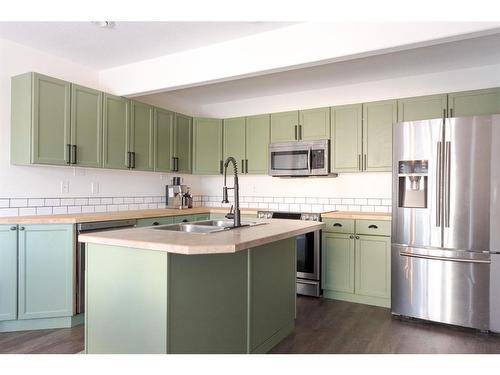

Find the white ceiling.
[
  {"left": 136, "top": 32, "right": 500, "bottom": 114},
  {"left": 0, "top": 21, "right": 296, "bottom": 69}
]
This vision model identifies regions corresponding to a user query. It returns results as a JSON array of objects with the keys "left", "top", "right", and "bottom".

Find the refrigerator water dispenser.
[{"left": 398, "top": 160, "right": 428, "bottom": 208}]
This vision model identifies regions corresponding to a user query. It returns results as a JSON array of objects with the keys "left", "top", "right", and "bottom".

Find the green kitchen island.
[{"left": 78, "top": 218, "right": 323, "bottom": 354}]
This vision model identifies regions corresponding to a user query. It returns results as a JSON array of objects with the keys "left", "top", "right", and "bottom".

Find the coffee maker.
[{"left": 166, "top": 177, "right": 191, "bottom": 209}]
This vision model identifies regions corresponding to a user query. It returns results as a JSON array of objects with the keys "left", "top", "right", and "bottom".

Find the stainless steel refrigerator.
[{"left": 391, "top": 114, "right": 500, "bottom": 331}]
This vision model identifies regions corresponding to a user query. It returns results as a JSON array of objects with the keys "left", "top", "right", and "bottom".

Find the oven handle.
[{"left": 399, "top": 251, "right": 490, "bottom": 264}]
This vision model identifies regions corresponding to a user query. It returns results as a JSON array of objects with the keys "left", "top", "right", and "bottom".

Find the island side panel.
[
  {"left": 167, "top": 250, "right": 248, "bottom": 354},
  {"left": 85, "top": 244, "right": 168, "bottom": 354},
  {"left": 249, "top": 237, "right": 296, "bottom": 353}
]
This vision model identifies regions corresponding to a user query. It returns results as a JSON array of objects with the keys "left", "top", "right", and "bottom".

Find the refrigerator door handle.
[
  {"left": 399, "top": 251, "right": 490, "bottom": 264},
  {"left": 436, "top": 141, "right": 442, "bottom": 227},
  {"left": 444, "top": 141, "right": 451, "bottom": 227}
]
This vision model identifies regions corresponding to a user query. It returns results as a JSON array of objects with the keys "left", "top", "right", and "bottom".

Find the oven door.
[
  {"left": 269, "top": 143, "right": 311, "bottom": 176},
  {"left": 297, "top": 230, "right": 320, "bottom": 280}
]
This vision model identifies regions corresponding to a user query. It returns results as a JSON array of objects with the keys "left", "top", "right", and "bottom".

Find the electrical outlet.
[
  {"left": 91, "top": 182, "right": 99, "bottom": 195},
  {"left": 60, "top": 181, "right": 69, "bottom": 194}
]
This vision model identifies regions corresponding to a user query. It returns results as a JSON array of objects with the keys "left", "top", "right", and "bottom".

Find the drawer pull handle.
[
  {"left": 368, "top": 225, "right": 378, "bottom": 229},
  {"left": 333, "top": 223, "right": 342, "bottom": 227},
  {"left": 153, "top": 222, "right": 160, "bottom": 226}
]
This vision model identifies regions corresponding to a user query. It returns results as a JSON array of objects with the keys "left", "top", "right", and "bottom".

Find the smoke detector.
[{"left": 91, "top": 21, "right": 116, "bottom": 29}]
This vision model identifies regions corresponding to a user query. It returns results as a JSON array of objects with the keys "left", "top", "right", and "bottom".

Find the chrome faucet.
[{"left": 222, "top": 157, "right": 241, "bottom": 227}]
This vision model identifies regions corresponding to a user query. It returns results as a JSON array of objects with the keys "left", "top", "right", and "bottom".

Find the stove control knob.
[{"left": 267, "top": 212, "right": 273, "bottom": 219}]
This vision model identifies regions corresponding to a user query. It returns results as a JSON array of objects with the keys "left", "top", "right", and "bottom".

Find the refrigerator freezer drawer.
[
  {"left": 392, "top": 245, "right": 490, "bottom": 330},
  {"left": 491, "top": 253, "right": 500, "bottom": 333}
]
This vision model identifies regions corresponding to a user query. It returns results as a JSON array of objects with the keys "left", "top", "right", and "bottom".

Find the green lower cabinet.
[
  {"left": 448, "top": 88, "right": 500, "bottom": 117},
  {"left": 136, "top": 216, "right": 174, "bottom": 227},
  {"left": 0, "top": 225, "right": 18, "bottom": 321},
  {"left": 17, "top": 225, "right": 74, "bottom": 320},
  {"left": 321, "top": 233, "right": 355, "bottom": 293},
  {"left": 397, "top": 94, "right": 448, "bottom": 122},
  {"left": 322, "top": 229, "right": 391, "bottom": 308},
  {"left": 193, "top": 117, "right": 223, "bottom": 175},
  {"left": 355, "top": 235, "right": 391, "bottom": 300}
]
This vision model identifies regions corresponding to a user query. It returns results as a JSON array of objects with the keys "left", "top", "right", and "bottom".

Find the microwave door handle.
[{"left": 307, "top": 148, "right": 311, "bottom": 172}]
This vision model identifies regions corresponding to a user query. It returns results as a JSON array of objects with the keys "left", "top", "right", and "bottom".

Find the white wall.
[{"left": 0, "top": 38, "right": 199, "bottom": 199}]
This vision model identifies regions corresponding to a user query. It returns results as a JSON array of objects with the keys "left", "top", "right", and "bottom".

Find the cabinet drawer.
[
  {"left": 322, "top": 218, "right": 354, "bottom": 234},
  {"left": 355, "top": 220, "right": 391, "bottom": 236}
]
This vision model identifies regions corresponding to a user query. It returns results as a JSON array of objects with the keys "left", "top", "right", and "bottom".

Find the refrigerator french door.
[{"left": 391, "top": 114, "right": 500, "bottom": 331}]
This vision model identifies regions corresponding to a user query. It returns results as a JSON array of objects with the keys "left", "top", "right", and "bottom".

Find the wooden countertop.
[
  {"left": 79, "top": 219, "right": 324, "bottom": 255},
  {"left": 321, "top": 211, "right": 391, "bottom": 221},
  {"left": 0, "top": 207, "right": 259, "bottom": 225}
]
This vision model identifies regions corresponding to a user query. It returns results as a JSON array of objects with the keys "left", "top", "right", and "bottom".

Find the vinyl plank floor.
[{"left": 2, "top": 296, "right": 500, "bottom": 354}]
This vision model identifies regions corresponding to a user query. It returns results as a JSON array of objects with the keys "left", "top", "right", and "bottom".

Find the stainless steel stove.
[{"left": 258, "top": 211, "right": 322, "bottom": 297}]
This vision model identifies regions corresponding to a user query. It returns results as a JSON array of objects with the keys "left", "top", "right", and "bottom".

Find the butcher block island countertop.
[
  {"left": 321, "top": 211, "right": 391, "bottom": 221},
  {"left": 79, "top": 218, "right": 324, "bottom": 255}
]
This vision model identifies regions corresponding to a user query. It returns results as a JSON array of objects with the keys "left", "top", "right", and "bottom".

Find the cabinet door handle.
[
  {"left": 246, "top": 159, "right": 248, "bottom": 174},
  {"left": 71, "top": 145, "right": 77, "bottom": 164},
  {"left": 66, "top": 144, "right": 72, "bottom": 164},
  {"left": 294, "top": 125, "right": 298, "bottom": 140},
  {"left": 133, "top": 152, "right": 137, "bottom": 169},
  {"left": 355, "top": 235, "right": 360, "bottom": 240},
  {"left": 363, "top": 154, "right": 367, "bottom": 171},
  {"left": 358, "top": 154, "right": 361, "bottom": 171},
  {"left": 127, "top": 151, "right": 132, "bottom": 168},
  {"left": 450, "top": 108, "right": 453, "bottom": 118},
  {"left": 368, "top": 224, "right": 378, "bottom": 229},
  {"left": 219, "top": 160, "right": 223, "bottom": 174},
  {"left": 242, "top": 159, "right": 245, "bottom": 174},
  {"left": 10, "top": 226, "right": 17, "bottom": 231},
  {"left": 349, "top": 235, "right": 354, "bottom": 239},
  {"left": 333, "top": 223, "right": 342, "bottom": 227},
  {"left": 171, "top": 157, "right": 175, "bottom": 171},
  {"left": 19, "top": 227, "right": 25, "bottom": 231},
  {"left": 176, "top": 157, "right": 179, "bottom": 172},
  {"left": 153, "top": 222, "right": 160, "bottom": 226},
  {"left": 299, "top": 125, "right": 302, "bottom": 140}
]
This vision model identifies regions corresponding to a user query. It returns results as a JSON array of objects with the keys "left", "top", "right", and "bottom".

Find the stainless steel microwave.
[{"left": 268, "top": 139, "right": 332, "bottom": 177}]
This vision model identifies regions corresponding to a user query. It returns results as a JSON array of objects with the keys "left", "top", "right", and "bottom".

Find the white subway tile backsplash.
[
  {"left": 336, "top": 205, "right": 348, "bottom": 211},
  {"left": 60, "top": 198, "right": 75, "bottom": 206},
  {"left": 368, "top": 199, "right": 381, "bottom": 206},
  {"left": 311, "top": 204, "right": 323, "bottom": 213},
  {"left": 45, "top": 198, "right": 60, "bottom": 206},
  {"left": 317, "top": 198, "right": 329, "bottom": 204},
  {"left": 148, "top": 204, "right": 157, "bottom": 209},
  {"left": 0, "top": 208, "right": 18, "bottom": 217},
  {"left": 28, "top": 198, "right": 44, "bottom": 207},
  {"left": 113, "top": 197, "right": 124, "bottom": 204},
  {"left": 268, "top": 203, "right": 279, "bottom": 210},
  {"left": 128, "top": 204, "right": 139, "bottom": 210},
  {"left": 374, "top": 206, "right": 390, "bottom": 213},
  {"left": 144, "top": 197, "right": 153, "bottom": 203},
  {"left": 134, "top": 197, "right": 144, "bottom": 204},
  {"left": 273, "top": 197, "right": 284, "bottom": 203},
  {"left": 295, "top": 197, "right": 306, "bottom": 204},
  {"left": 107, "top": 205, "right": 119, "bottom": 212},
  {"left": 74, "top": 198, "right": 88, "bottom": 206},
  {"left": 323, "top": 204, "right": 336, "bottom": 212},
  {"left": 347, "top": 205, "right": 361, "bottom": 211},
  {"left": 306, "top": 197, "right": 318, "bottom": 204},
  {"left": 381, "top": 199, "right": 392, "bottom": 206},
  {"left": 354, "top": 198, "right": 367, "bottom": 206},
  {"left": 94, "top": 205, "right": 107, "bottom": 212},
  {"left": 36, "top": 207, "right": 52, "bottom": 215},
  {"left": 0, "top": 199, "right": 9, "bottom": 208},
  {"left": 99, "top": 197, "right": 112, "bottom": 205},
  {"left": 118, "top": 204, "right": 129, "bottom": 211},
  {"left": 138, "top": 203, "right": 149, "bottom": 210},
  {"left": 239, "top": 202, "right": 249, "bottom": 208},
  {"left": 330, "top": 198, "right": 342, "bottom": 205},
  {"left": 153, "top": 196, "right": 162, "bottom": 203},
  {"left": 300, "top": 204, "right": 312, "bottom": 212},
  {"left": 288, "top": 204, "right": 300, "bottom": 211},
  {"left": 124, "top": 197, "right": 135, "bottom": 204},
  {"left": 263, "top": 197, "right": 274, "bottom": 203},
  {"left": 10, "top": 199, "right": 28, "bottom": 207},
  {"left": 342, "top": 198, "right": 355, "bottom": 205},
  {"left": 278, "top": 203, "right": 290, "bottom": 211},
  {"left": 52, "top": 206, "right": 68, "bottom": 214},
  {"left": 284, "top": 197, "right": 295, "bottom": 204},
  {"left": 67, "top": 206, "right": 82, "bottom": 214},
  {"left": 19, "top": 207, "right": 36, "bottom": 215},
  {"left": 258, "top": 203, "right": 268, "bottom": 209},
  {"left": 361, "top": 206, "right": 375, "bottom": 212},
  {"left": 81, "top": 206, "right": 95, "bottom": 213}
]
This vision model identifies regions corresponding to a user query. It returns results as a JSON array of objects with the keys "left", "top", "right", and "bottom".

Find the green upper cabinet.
[
  {"left": 322, "top": 232, "right": 355, "bottom": 293},
  {"left": 11, "top": 72, "right": 71, "bottom": 166},
  {"left": 355, "top": 235, "right": 391, "bottom": 300},
  {"left": 193, "top": 117, "right": 223, "bottom": 175},
  {"left": 448, "top": 88, "right": 500, "bottom": 117},
  {"left": 245, "top": 114, "right": 270, "bottom": 174},
  {"left": 330, "top": 104, "right": 363, "bottom": 172},
  {"left": 103, "top": 94, "right": 130, "bottom": 170},
  {"left": 173, "top": 113, "right": 192, "bottom": 174},
  {"left": 362, "top": 100, "right": 396, "bottom": 172},
  {"left": 299, "top": 107, "right": 330, "bottom": 140},
  {"left": 270, "top": 111, "right": 299, "bottom": 142},
  {"left": 130, "top": 101, "right": 154, "bottom": 171},
  {"left": 223, "top": 117, "right": 246, "bottom": 170},
  {"left": 17, "top": 224, "right": 74, "bottom": 320},
  {"left": 71, "top": 84, "right": 103, "bottom": 168},
  {"left": 0, "top": 225, "right": 18, "bottom": 321},
  {"left": 397, "top": 94, "right": 447, "bottom": 122},
  {"left": 154, "top": 108, "right": 174, "bottom": 173}
]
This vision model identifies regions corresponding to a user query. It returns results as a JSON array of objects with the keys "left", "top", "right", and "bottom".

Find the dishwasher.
[{"left": 76, "top": 219, "right": 137, "bottom": 314}]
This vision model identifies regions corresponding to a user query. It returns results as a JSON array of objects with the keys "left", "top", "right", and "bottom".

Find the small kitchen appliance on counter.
[{"left": 166, "top": 177, "right": 190, "bottom": 209}]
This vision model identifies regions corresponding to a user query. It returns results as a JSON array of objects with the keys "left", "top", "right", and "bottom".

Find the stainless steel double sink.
[{"left": 153, "top": 219, "right": 266, "bottom": 234}]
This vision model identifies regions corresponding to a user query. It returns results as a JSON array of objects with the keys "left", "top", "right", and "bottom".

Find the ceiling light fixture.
[{"left": 91, "top": 21, "right": 116, "bottom": 29}]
